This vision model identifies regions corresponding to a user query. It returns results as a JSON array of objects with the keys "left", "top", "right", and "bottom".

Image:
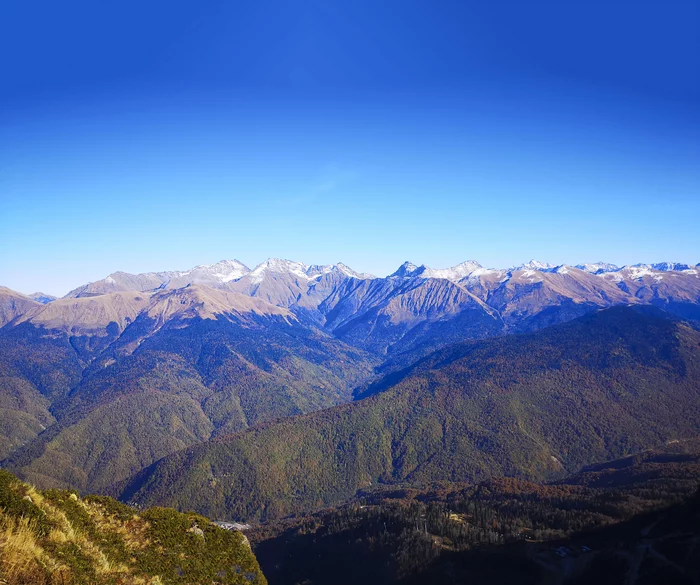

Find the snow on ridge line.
[
  {"left": 105, "top": 260, "right": 251, "bottom": 284},
  {"left": 248, "top": 258, "right": 376, "bottom": 284},
  {"left": 390, "top": 260, "right": 487, "bottom": 281},
  {"left": 389, "top": 258, "right": 700, "bottom": 282},
  {"left": 248, "top": 258, "right": 311, "bottom": 284},
  {"left": 306, "top": 262, "right": 376, "bottom": 280},
  {"left": 516, "top": 259, "right": 556, "bottom": 271},
  {"left": 60, "top": 257, "right": 700, "bottom": 298},
  {"left": 575, "top": 262, "right": 620, "bottom": 274}
]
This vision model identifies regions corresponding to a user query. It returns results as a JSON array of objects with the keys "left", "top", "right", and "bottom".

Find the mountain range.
[
  {"left": 1, "top": 257, "right": 699, "bottom": 520},
  {"left": 7, "top": 258, "right": 700, "bottom": 354},
  {"left": 1, "top": 255, "right": 700, "bottom": 585},
  {"left": 50, "top": 258, "right": 700, "bottom": 301}
]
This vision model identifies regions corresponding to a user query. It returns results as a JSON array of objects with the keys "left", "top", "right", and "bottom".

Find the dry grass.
[
  {"left": 41, "top": 503, "right": 130, "bottom": 580},
  {"left": 0, "top": 514, "right": 55, "bottom": 584},
  {"left": 84, "top": 501, "right": 151, "bottom": 551},
  {"left": 0, "top": 483, "right": 130, "bottom": 584},
  {"left": 0, "top": 509, "right": 141, "bottom": 584},
  {"left": 1, "top": 471, "right": 267, "bottom": 584}
]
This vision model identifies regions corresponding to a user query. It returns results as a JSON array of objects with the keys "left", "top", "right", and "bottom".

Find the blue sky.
[{"left": 1, "top": 1, "right": 699, "bottom": 295}]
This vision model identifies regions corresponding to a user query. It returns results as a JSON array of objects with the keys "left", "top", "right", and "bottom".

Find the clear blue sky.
[{"left": 1, "top": 1, "right": 698, "bottom": 295}]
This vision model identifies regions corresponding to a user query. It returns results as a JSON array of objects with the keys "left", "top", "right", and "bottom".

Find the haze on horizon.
[{"left": 1, "top": 0, "right": 699, "bottom": 296}]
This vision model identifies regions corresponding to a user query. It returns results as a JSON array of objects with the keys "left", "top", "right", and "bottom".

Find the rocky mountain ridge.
[
  {"left": 48, "top": 257, "right": 700, "bottom": 300},
  {"left": 5, "top": 257, "right": 699, "bottom": 359}
]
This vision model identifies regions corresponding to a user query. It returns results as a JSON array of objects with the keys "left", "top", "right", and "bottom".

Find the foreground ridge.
[{"left": 0, "top": 469, "right": 267, "bottom": 585}]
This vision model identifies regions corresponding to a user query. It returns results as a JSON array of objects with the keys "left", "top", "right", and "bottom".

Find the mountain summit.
[{"left": 390, "top": 260, "right": 484, "bottom": 281}]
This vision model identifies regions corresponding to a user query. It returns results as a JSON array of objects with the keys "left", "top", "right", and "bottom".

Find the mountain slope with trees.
[
  {"left": 117, "top": 307, "right": 700, "bottom": 521},
  {"left": 249, "top": 443, "right": 700, "bottom": 585},
  {"left": 0, "top": 289, "right": 378, "bottom": 493}
]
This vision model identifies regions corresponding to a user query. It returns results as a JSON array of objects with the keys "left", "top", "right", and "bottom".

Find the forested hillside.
[
  {"left": 118, "top": 307, "right": 700, "bottom": 521},
  {"left": 249, "top": 444, "right": 700, "bottom": 585},
  {"left": 1, "top": 309, "right": 377, "bottom": 493}
]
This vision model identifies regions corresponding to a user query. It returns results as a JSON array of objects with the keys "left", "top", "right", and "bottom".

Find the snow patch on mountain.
[
  {"left": 516, "top": 260, "right": 557, "bottom": 272},
  {"left": 462, "top": 267, "right": 508, "bottom": 283},
  {"left": 575, "top": 262, "right": 620, "bottom": 274},
  {"left": 249, "top": 258, "right": 313, "bottom": 284},
  {"left": 306, "top": 263, "right": 374, "bottom": 280},
  {"left": 652, "top": 262, "right": 692, "bottom": 272},
  {"left": 391, "top": 260, "right": 484, "bottom": 281},
  {"left": 623, "top": 264, "right": 656, "bottom": 280}
]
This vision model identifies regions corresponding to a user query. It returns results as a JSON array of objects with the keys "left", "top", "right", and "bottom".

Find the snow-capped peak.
[
  {"left": 390, "top": 261, "right": 421, "bottom": 278},
  {"left": 204, "top": 259, "right": 250, "bottom": 282},
  {"left": 305, "top": 263, "right": 375, "bottom": 280},
  {"left": 575, "top": 262, "right": 620, "bottom": 274},
  {"left": 334, "top": 262, "right": 375, "bottom": 279},
  {"left": 515, "top": 260, "right": 556, "bottom": 272},
  {"left": 419, "top": 260, "right": 483, "bottom": 281},
  {"left": 652, "top": 262, "right": 692, "bottom": 272},
  {"left": 391, "top": 260, "right": 485, "bottom": 281},
  {"left": 249, "top": 258, "right": 311, "bottom": 283},
  {"left": 172, "top": 259, "right": 250, "bottom": 283}
]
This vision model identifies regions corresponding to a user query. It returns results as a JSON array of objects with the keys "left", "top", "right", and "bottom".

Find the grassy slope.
[
  {"left": 0, "top": 469, "right": 266, "bottom": 585},
  {"left": 119, "top": 308, "right": 700, "bottom": 521}
]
